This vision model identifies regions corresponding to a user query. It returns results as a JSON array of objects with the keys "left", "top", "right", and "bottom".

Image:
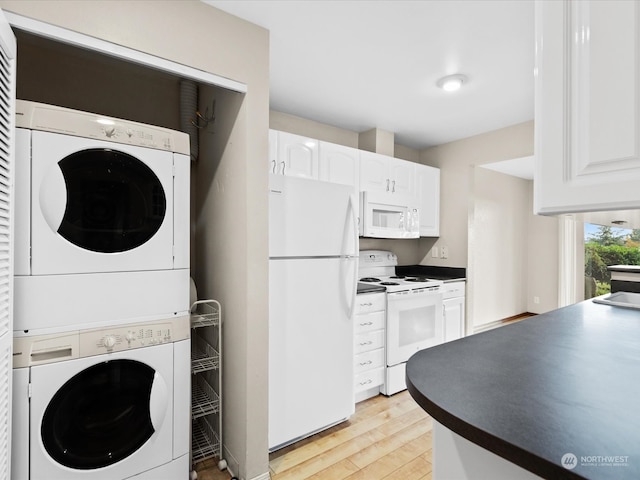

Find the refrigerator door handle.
[
  {"left": 348, "top": 193, "right": 358, "bottom": 255},
  {"left": 346, "top": 194, "right": 358, "bottom": 319}
]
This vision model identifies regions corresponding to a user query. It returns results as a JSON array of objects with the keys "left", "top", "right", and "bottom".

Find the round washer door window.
[
  {"left": 41, "top": 359, "right": 157, "bottom": 469},
  {"left": 56, "top": 148, "right": 166, "bottom": 253}
]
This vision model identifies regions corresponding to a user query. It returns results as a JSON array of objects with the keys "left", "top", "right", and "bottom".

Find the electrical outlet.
[
  {"left": 432, "top": 246, "right": 438, "bottom": 258},
  {"left": 440, "top": 246, "right": 448, "bottom": 259},
  {"left": 534, "top": 296, "right": 540, "bottom": 304}
]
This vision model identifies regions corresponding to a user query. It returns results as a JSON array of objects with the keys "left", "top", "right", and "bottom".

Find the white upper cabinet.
[
  {"left": 271, "top": 130, "right": 319, "bottom": 179},
  {"left": 359, "top": 151, "right": 415, "bottom": 196},
  {"left": 318, "top": 141, "right": 360, "bottom": 189},
  {"left": 415, "top": 164, "right": 440, "bottom": 237},
  {"left": 535, "top": 0, "right": 640, "bottom": 214}
]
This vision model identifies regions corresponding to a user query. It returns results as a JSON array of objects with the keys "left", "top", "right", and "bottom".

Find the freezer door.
[
  {"left": 269, "top": 257, "right": 356, "bottom": 450},
  {"left": 269, "top": 174, "right": 358, "bottom": 258}
]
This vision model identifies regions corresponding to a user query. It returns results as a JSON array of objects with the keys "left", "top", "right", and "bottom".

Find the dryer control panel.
[
  {"left": 15, "top": 99, "right": 190, "bottom": 154},
  {"left": 13, "top": 315, "right": 190, "bottom": 368}
]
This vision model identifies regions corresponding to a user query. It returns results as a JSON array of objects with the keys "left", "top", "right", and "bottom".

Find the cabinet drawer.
[
  {"left": 354, "top": 311, "right": 385, "bottom": 334},
  {"left": 355, "top": 367, "right": 384, "bottom": 392},
  {"left": 355, "top": 330, "right": 384, "bottom": 354},
  {"left": 355, "top": 293, "right": 385, "bottom": 315},
  {"left": 443, "top": 281, "right": 465, "bottom": 299},
  {"left": 354, "top": 349, "right": 385, "bottom": 374}
]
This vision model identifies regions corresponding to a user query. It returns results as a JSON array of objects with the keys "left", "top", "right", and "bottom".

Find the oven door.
[
  {"left": 29, "top": 130, "right": 175, "bottom": 275},
  {"left": 386, "top": 288, "right": 443, "bottom": 366}
]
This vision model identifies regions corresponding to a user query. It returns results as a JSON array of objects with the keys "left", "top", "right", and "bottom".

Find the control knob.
[
  {"left": 103, "top": 335, "right": 117, "bottom": 349},
  {"left": 104, "top": 126, "right": 116, "bottom": 138}
]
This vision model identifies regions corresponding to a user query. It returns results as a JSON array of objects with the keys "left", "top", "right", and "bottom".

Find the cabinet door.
[
  {"left": 318, "top": 141, "right": 359, "bottom": 188},
  {"left": 319, "top": 142, "right": 360, "bottom": 233},
  {"left": 443, "top": 297, "right": 465, "bottom": 343},
  {"left": 277, "top": 131, "right": 319, "bottom": 179},
  {"left": 535, "top": 0, "right": 640, "bottom": 214},
  {"left": 416, "top": 164, "right": 440, "bottom": 237},
  {"left": 359, "top": 151, "right": 390, "bottom": 193},
  {"left": 268, "top": 129, "right": 278, "bottom": 174},
  {"left": 389, "top": 158, "right": 415, "bottom": 196}
]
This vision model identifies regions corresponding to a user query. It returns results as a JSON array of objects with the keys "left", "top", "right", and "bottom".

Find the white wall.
[{"left": 1, "top": 2, "right": 270, "bottom": 478}]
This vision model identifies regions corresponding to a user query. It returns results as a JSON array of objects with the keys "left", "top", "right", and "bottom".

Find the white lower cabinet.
[
  {"left": 354, "top": 292, "right": 386, "bottom": 402},
  {"left": 443, "top": 281, "right": 465, "bottom": 342}
]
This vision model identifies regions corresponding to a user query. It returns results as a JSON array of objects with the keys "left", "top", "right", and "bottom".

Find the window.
[{"left": 584, "top": 223, "right": 640, "bottom": 298}]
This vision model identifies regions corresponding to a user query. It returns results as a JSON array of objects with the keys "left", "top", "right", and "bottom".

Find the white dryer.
[
  {"left": 14, "top": 100, "right": 191, "bottom": 334},
  {"left": 11, "top": 315, "right": 191, "bottom": 480}
]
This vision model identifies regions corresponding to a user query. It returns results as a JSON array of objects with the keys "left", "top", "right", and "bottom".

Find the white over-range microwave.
[{"left": 360, "top": 191, "right": 420, "bottom": 239}]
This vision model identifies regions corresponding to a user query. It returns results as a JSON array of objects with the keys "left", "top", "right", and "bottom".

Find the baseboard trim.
[
  {"left": 474, "top": 312, "right": 536, "bottom": 334},
  {"left": 249, "top": 472, "right": 271, "bottom": 480}
]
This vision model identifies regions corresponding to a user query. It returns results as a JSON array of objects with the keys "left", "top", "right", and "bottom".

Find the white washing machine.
[
  {"left": 11, "top": 315, "right": 191, "bottom": 479},
  {"left": 14, "top": 100, "right": 191, "bottom": 335}
]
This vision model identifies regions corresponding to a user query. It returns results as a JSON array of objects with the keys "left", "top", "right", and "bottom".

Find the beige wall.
[
  {"left": 1, "top": 2, "right": 270, "bottom": 478},
  {"left": 420, "top": 121, "right": 560, "bottom": 328},
  {"left": 527, "top": 182, "right": 561, "bottom": 313},
  {"left": 419, "top": 121, "right": 535, "bottom": 267},
  {"left": 470, "top": 168, "right": 530, "bottom": 326}
]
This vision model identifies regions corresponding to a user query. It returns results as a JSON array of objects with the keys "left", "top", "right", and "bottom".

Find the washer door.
[
  {"left": 30, "top": 345, "right": 174, "bottom": 479},
  {"left": 31, "top": 130, "right": 175, "bottom": 275},
  {"left": 41, "top": 359, "right": 157, "bottom": 469}
]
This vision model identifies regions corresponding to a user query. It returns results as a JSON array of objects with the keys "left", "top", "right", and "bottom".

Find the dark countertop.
[
  {"left": 406, "top": 300, "right": 640, "bottom": 480},
  {"left": 357, "top": 282, "right": 386, "bottom": 294},
  {"left": 395, "top": 264, "right": 466, "bottom": 282}
]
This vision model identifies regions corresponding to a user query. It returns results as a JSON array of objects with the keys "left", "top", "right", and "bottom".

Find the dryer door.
[
  {"left": 30, "top": 130, "right": 175, "bottom": 275},
  {"left": 29, "top": 344, "right": 174, "bottom": 479}
]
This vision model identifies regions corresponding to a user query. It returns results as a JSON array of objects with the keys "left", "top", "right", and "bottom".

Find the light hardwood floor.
[{"left": 196, "top": 391, "right": 433, "bottom": 480}]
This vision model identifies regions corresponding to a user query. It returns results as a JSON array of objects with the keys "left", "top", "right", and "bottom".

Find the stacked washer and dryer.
[{"left": 11, "top": 100, "right": 192, "bottom": 479}]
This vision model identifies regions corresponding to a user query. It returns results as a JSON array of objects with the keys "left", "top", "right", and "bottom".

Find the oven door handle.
[{"left": 149, "top": 371, "right": 169, "bottom": 431}]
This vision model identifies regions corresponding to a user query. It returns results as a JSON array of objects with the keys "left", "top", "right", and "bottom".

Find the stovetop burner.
[
  {"left": 389, "top": 275, "right": 406, "bottom": 279},
  {"left": 406, "top": 277, "right": 430, "bottom": 282},
  {"left": 380, "top": 281, "right": 400, "bottom": 286},
  {"left": 360, "top": 277, "right": 381, "bottom": 283}
]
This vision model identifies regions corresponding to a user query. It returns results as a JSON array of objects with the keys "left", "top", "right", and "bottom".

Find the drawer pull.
[
  {"left": 359, "top": 321, "right": 373, "bottom": 326},
  {"left": 360, "top": 302, "right": 373, "bottom": 307},
  {"left": 359, "top": 379, "right": 373, "bottom": 386},
  {"left": 359, "top": 341, "right": 373, "bottom": 346},
  {"left": 359, "top": 360, "right": 373, "bottom": 366}
]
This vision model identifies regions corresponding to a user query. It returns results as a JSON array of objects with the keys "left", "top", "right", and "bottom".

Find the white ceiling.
[{"left": 204, "top": 0, "right": 535, "bottom": 151}]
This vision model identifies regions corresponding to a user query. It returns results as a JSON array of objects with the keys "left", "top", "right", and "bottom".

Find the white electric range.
[{"left": 359, "top": 251, "right": 444, "bottom": 395}]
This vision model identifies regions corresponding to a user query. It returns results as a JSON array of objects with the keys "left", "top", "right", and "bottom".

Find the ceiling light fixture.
[{"left": 436, "top": 73, "right": 468, "bottom": 92}]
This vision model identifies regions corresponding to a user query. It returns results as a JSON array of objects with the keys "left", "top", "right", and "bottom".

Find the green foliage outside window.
[{"left": 585, "top": 225, "right": 640, "bottom": 298}]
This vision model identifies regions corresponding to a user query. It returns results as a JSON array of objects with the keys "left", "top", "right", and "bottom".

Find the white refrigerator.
[{"left": 269, "top": 173, "right": 358, "bottom": 451}]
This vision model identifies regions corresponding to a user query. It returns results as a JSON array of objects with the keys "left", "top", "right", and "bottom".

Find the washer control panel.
[
  {"left": 88, "top": 323, "right": 175, "bottom": 353},
  {"left": 81, "top": 317, "right": 189, "bottom": 355},
  {"left": 12, "top": 315, "right": 190, "bottom": 368}
]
